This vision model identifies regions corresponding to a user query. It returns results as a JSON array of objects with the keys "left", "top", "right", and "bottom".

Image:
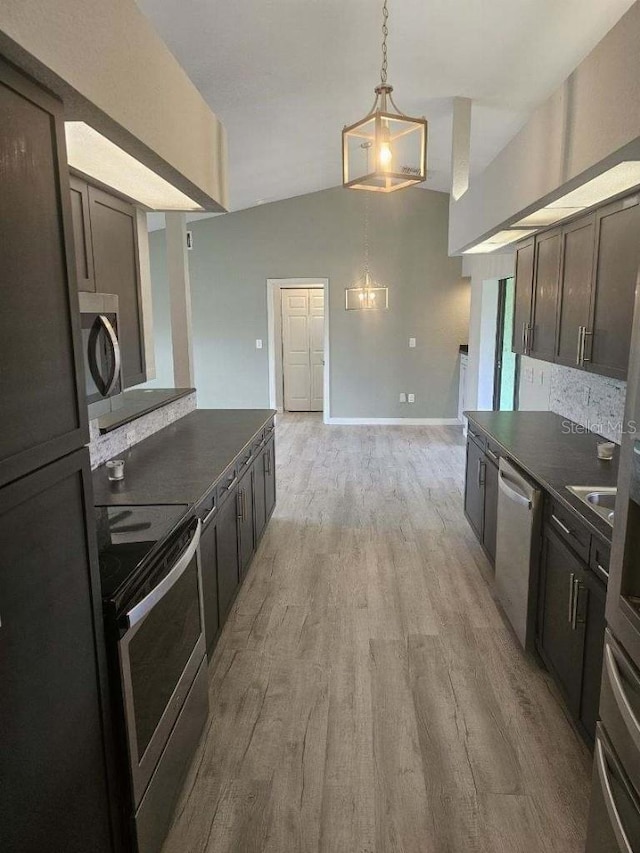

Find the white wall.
[
  {"left": 0, "top": 0, "right": 227, "bottom": 211},
  {"left": 449, "top": 0, "right": 640, "bottom": 253},
  {"left": 462, "top": 253, "right": 515, "bottom": 411}
]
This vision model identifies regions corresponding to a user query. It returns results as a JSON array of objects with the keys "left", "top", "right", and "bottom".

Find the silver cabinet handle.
[
  {"left": 576, "top": 326, "right": 584, "bottom": 366},
  {"left": 597, "top": 563, "right": 610, "bottom": 581},
  {"left": 568, "top": 572, "right": 575, "bottom": 623},
  {"left": 237, "top": 489, "right": 244, "bottom": 521},
  {"left": 522, "top": 322, "right": 527, "bottom": 353},
  {"left": 124, "top": 520, "right": 201, "bottom": 631},
  {"left": 582, "top": 328, "right": 593, "bottom": 363},
  {"left": 604, "top": 642, "right": 640, "bottom": 753},
  {"left": 551, "top": 514, "right": 572, "bottom": 537},
  {"left": 486, "top": 448, "right": 498, "bottom": 463},
  {"left": 477, "top": 459, "right": 485, "bottom": 487},
  {"left": 595, "top": 735, "right": 634, "bottom": 853},
  {"left": 224, "top": 476, "right": 238, "bottom": 493},
  {"left": 527, "top": 324, "right": 534, "bottom": 354},
  {"left": 265, "top": 449, "right": 271, "bottom": 475}
]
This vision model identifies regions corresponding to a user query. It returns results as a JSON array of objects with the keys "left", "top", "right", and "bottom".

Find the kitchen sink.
[{"left": 566, "top": 486, "right": 616, "bottom": 526}]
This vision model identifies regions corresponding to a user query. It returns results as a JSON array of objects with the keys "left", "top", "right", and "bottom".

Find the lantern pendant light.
[{"left": 342, "top": 0, "right": 428, "bottom": 193}]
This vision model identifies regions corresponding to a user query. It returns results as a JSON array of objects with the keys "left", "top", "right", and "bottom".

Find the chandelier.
[{"left": 342, "top": 0, "right": 428, "bottom": 193}]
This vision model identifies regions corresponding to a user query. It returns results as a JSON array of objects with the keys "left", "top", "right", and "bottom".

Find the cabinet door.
[
  {"left": 529, "top": 228, "right": 561, "bottom": 361},
  {"left": 200, "top": 517, "right": 220, "bottom": 658},
  {"left": 512, "top": 237, "right": 535, "bottom": 356},
  {"left": 0, "top": 450, "right": 114, "bottom": 853},
  {"left": 555, "top": 214, "right": 595, "bottom": 368},
  {"left": 0, "top": 59, "right": 88, "bottom": 488},
  {"left": 253, "top": 447, "right": 267, "bottom": 542},
  {"left": 264, "top": 436, "right": 276, "bottom": 520},
  {"left": 238, "top": 470, "right": 255, "bottom": 579},
  {"left": 464, "top": 438, "right": 485, "bottom": 539},
  {"left": 69, "top": 175, "right": 95, "bottom": 292},
  {"left": 88, "top": 186, "right": 146, "bottom": 387},
  {"left": 587, "top": 196, "right": 640, "bottom": 379},
  {"left": 216, "top": 492, "right": 240, "bottom": 624},
  {"left": 482, "top": 457, "right": 498, "bottom": 564},
  {"left": 580, "top": 571, "right": 606, "bottom": 743},
  {"left": 538, "top": 528, "right": 587, "bottom": 717}
]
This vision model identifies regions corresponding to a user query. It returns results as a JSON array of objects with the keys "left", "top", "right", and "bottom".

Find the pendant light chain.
[
  {"left": 380, "top": 0, "right": 389, "bottom": 84},
  {"left": 363, "top": 191, "right": 370, "bottom": 280}
]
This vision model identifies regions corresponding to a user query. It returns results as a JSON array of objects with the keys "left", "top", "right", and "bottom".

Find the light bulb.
[
  {"left": 379, "top": 141, "right": 392, "bottom": 168},
  {"left": 359, "top": 292, "right": 365, "bottom": 301},
  {"left": 370, "top": 292, "right": 376, "bottom": 300}
]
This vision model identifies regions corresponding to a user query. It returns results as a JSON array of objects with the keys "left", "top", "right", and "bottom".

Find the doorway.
[
  {"left": 267, "top": 278, "right": 330, "bottom": 421},
  {"left": 493, "top": 277, "right": 518, "bottom": 410}
]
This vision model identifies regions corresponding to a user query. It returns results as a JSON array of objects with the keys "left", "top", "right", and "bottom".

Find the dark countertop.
[
  {"left": 465, "top": 411, "right": 619, "bottom": 544},
  {"left": 92, "top": 409, "right": 275, "bottom": 508},
  {"left": 97, "top": 388, "right": 195, "bottom": 434}
]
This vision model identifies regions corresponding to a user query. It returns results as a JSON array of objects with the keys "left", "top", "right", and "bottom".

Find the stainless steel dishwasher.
[{"left": 495, "top": 457, "right": 542, "bottom": 651}]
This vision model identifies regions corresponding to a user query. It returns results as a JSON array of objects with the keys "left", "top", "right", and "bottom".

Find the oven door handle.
[
  {"left": 99, "top": 314, "right": 121, "bottom": 397},
  {"left": 123, "top": 520, "right": 201, "bottom": 631}
]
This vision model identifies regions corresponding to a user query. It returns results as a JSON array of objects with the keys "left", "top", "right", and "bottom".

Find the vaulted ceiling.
[{"left": 137, "top": 0, "right": 636, "bottom": 217}]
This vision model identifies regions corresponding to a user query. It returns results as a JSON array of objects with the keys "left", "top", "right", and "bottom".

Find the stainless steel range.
[{"left": 95, "top": 504, "right": 209, "bottom": 853}]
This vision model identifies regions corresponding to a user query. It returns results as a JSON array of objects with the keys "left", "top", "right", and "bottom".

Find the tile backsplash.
[
  {"left": 549, "top": 364, "right": 626, "bottom": 444},
  {"left": 89, "top": 391, "right": 197, "bottom": 468}
]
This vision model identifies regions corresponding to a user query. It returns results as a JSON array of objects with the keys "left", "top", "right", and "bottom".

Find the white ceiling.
[{"left": 137, "top": 0, "right": 636, "bottom": 226}]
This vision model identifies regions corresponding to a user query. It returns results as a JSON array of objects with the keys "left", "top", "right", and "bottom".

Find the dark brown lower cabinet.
[
  {"left": 264, "top": 436, "right": 276, "bottom": 520},
  {"left": 0, "top": 449, "right": 115, "bottom": 853},
  {"left": 254, "top": 447, "right": 267, "bottom": 541},
  {"left": 200, "top": 516, "right": 220, "bottom": 659},
  {"left": 216, "top": 493, "right": 241, "bottom": 624},
  {"left": 537, "top": 523, "right": 606, "bottom": 743},
  {"left": 238, "top": 469, "right": 255, "bottom": 579},
  {"left": 483, "top": 455, "right": 499, "bottom": 564},
  {"left": 538, "top": 527, "right": 587, "bottom": 717},
  {"left": 464, "top": 436, "right": 485, "bottom": 539},
  {"left": 580, "top": 569, "right": 607, "bottom": 740}
]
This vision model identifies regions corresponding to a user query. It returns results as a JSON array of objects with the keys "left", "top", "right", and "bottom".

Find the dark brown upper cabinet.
[
  {"left": 69, "top": 175, "right": 95, "bottom": 293},
  {"left": 0, "top": 59, "right": 88, "bottom": 489},
  {"left": 555, "top": 214, "right": 595, "bottom": 368},
  {"left": 512, "top": 236, "right": 535, "bottom": 357},
  {"left": 529, "top": 227, "right": 561, "bottom": 362},
  {"left": 512, "top": 192, "right": 640, "bottom": 380},
  {"left": 586, "top": 196, "right": 640, "bottom": 380},
  {"left": 70, "top": 178, "right": 147, "bottom": 388}
]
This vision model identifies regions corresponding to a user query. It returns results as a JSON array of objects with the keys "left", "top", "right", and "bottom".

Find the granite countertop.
[
  {"left": 97, "top": 388, "right": 195, "bottom": 434},
  {"left": 92, "top": 409, "right": 275, "bottom": 508},
  {"left": 465, "top": 410, "right": 619, "bottom": 543}
]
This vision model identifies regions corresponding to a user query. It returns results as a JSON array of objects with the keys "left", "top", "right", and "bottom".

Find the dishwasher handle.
[{"left": 498, "top": 469, "right": 532, "bottom": 509}]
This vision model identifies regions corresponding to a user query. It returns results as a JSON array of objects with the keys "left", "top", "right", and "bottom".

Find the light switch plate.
[
  {"left": 399, "top": 392, "right": 407, "bottom": 403},
  {"left": 408, "top": 393, "right": 415, "bottom": 403},
  {"left": 256, "top": 339, "right": 263, "bottom": 349},
  {"left": 409, "top": 337, "right": 416, "bottom": 348}
]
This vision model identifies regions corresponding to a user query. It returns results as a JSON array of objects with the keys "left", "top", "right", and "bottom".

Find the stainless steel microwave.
[{"left": 79, "top": 292, "right": 124, "bottom": 419}]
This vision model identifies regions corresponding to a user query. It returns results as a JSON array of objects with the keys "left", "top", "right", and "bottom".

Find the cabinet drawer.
[
  {"left": 467, "top": 426, "right": 486, "bottom": 452},
  {"left": 216, "top": 463, "right": 239, "bottom": 507},
  {"left": 546, "top": 499, "right": 590, "bottom": 562},
  {"left": 590, "top": 537, "right": 611, "bottom": 586}
]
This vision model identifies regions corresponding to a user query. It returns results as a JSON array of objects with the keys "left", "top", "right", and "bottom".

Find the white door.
[{"left": 281, "top": 288, "right": 324, "bottom": 412}]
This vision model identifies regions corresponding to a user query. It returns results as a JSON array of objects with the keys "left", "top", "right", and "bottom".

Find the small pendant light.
[
  {"left": 345, "top": 193, "right": 389, "bottom": 310},
  {"left": 342, "top": 0, "right": 428, "bottom": 193}
]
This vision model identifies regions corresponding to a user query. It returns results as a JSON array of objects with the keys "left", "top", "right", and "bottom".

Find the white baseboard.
[{"left": 326, "top": 417, "right": 462, "bottom": 426}]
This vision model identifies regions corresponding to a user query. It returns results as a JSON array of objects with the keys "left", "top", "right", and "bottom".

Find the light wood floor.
[{"left": 162, "top": 413, "right": 592, "bottom": 853}]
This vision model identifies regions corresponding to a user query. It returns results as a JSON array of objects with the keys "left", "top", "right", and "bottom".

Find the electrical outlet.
[
  {"left": 399, "top": 392, "right": 407, "bottom": 403},
  {"left": 409, "top": 337, "right": 416, "bottom": 348},
  {"left": 524, "top": 367, "right": 534, "bottom": 383},
  {"left": 408, "top": 393, "right": 415, "bottom": 403},
  {"left": 256, "top": 339, "right": 263, "bottom": 349},
  {"left": 125, "top": 429, "right": 136, "bottom": 447}
]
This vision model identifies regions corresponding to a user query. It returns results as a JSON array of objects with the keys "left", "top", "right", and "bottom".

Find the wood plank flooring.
[{"left": 162, "top": 414, "right": 592, "bottom": 853}]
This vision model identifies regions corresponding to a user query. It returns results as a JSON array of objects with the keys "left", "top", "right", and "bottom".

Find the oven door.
[{"left": 118, "top": 520, "right": 206, "bottom": 806}]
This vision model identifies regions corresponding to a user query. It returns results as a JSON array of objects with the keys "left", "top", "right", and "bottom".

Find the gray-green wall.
[{"left": 147, "top": 186, "right": 469, "bottom": 419}]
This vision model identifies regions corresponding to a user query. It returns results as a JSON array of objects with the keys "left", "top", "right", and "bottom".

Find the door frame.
[{"left": 267, "top": 278, "right": 330, "bottom": 423}]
